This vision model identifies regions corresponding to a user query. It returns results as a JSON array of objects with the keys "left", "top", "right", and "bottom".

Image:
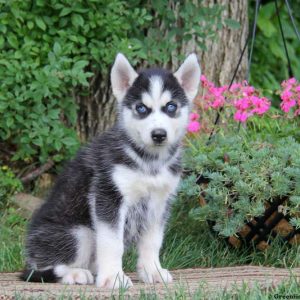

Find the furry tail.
[{"left": 20, "top": 269, "right": 58, "bottom": 283}]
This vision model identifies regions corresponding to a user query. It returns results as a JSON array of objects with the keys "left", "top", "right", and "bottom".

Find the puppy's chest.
[
  {"left": 123, "top": 199, "right": 150, "bottom": 246},
  {"left": 123, "top": 189, "right": 170, "bottom": 247},
  {"left": 112, "top": 164, "right": 180, "bottom": 205},
  {"left": 113, "top": 164, "right": 180, "bottom": 246}
]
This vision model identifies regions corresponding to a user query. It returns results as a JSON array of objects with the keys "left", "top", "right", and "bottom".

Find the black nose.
[{"left": 151, "top": 129, "right": 167, "bottom": 143}]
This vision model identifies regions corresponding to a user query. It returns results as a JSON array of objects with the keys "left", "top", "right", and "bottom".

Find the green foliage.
[
  {"left": 136, "top": 1, "right": 224, "bottom": 64},
  {"left": 182, "top": 134, "right": 300, "bottom": 237},
  {"left": 0, "top": 166, "right": 22, "bottom": 209},
  {"left": 245, "top": 108, "right": 300, "bottom": 142},
  {"left": 250, "top": 1, "right": 300, "bottom": 98},
  {"left": 0, "top": 0, "right": 145, "bottom": 163},
  {"left": 0, "top": 0, "right": 225, "bottom": 167},
  {"left": 179, "top": 174, "right": 200, "bottom": 197}
]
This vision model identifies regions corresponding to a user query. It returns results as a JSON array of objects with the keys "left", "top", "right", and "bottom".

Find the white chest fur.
[{"left": 112, "top": 165, "right": 180, "bottom": 206}]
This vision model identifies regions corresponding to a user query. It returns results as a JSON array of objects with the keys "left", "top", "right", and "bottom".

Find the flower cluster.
[
  {"left": 200, "top": 75, "right": 227, "bottom": 109},
  {"left": 199, "top": 75, "right": 271, "bottom": 123},
  {"left": 229, "top": 83, "right": 271, "bottom": 123},
  {"left": 187, "top": 76, "right": 300, "bottom": 133},
  {"left": 280, "top": 78, "right": 300, "bottom": 116},
  {"left": 187, "top": 112, "right": 201, "bottom": 133}
]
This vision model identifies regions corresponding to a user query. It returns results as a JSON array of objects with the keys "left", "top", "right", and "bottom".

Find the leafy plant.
[
  {"left": 0, "top": 0, "right": 148, "bottom": 164},
  {"left": 249, "top": 1, "right": 300, "bottom": 98},
  {"left": 0, "top": 0, "right": 226, "bottom": 170},
  {"left": 182, "top": 134, "right": 300, "bottom": 237},
  {"left": 0, "top": 165, "right": 22, "bottom": 209},
  {"left": 133, "top": 1, "right": 224, "bottom": 64},
  {"left": 246, "top": 109, "right": 300, "bottom": 142}
]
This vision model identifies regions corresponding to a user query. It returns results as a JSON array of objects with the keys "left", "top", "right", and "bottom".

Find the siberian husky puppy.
[{"left": 21, "top": 53, "right": 201, "bottom": 288}]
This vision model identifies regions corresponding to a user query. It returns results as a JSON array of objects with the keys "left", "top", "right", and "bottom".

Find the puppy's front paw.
[
  {"left": 96, "top": 271, "right": 133, "bottom": 289},
  {"left": 138, "top": 267, "right": 173, "bottom": 284}
]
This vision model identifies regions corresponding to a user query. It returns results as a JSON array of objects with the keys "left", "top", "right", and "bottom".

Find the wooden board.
[{"left": 1, "top": 266, "right": 299, "bottom": 299}]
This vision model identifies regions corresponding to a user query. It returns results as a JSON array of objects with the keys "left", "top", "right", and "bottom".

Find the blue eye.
[
  {"left": 136, "top": 103, "right": 148, "bottom": 115},
  {"left": 166, "top": 102, "right": 177, "bottom": 114}
]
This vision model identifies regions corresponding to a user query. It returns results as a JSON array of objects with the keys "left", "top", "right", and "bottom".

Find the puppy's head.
[{"left": 111, "top": 53, "right": 201, "bottom": 152}]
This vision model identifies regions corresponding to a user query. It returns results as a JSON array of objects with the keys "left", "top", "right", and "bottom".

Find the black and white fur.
[{"left": 21, "top": 53, "right": 201, "bottom": 288}]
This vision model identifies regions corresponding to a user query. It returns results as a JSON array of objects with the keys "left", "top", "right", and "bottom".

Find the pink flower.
[
  {"left": 294, "top": 108, "right": 300, "bottom": 116},
  {"left": 281, "top": 99, "right": 296, "bottom": 113},
  {"left": 199, "top": 74, "right": 271, "bottom": 123},
  {"left": 210, "top": 95, "right": 225, "bottom": 108},
  {"left": 234, "top": 110, "right": 249, "bottom": 123},
  {"left": 200, "top": 74, "right": 207, "bottom": 82},
  {"left": 251, "top": 96, "right": 271, "bottom": 115},
  {"left": 279, "top": 77, "right": 300, "bottom": 115},
  {"left": 235, "top": 98, "right": 250, "bottom": 110},
  {"left": 187, "top": 121, "right": 201, "bottom": 133},
  {"left": 287, "top": 77, "right": 297, "bottom": 85},
  {"left": 232, "top": 95, "right": 270, "bottom": 122},
  {"left": 281, "top": 78, "right": 297, "bottom": 89},
  {"left": 200, "top": 75, "right": 213, "bottom": 89},
  {"left": 190, "top": 112, "right": 200, "bottom": 121},
  {"left": 281, "top": 90, "right": 293, "bottom": 101},
  {"left": 229, "top": 83, "right": 242, "bottom": 92},
  {"left": 242, "top": 86, "right": 255, "bottom": 96}
]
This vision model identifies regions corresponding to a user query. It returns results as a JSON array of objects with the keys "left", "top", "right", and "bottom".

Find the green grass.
[
  {"left": 0, "top": 207, "right": 26, "bottom": 272},
  {"left": 124, "top": 195, "right": 300, "bottom": 272},
  {"left": 1, "top": 195, "right": 299, "bottom": 273},
  {"left": 168, "top": 197, "right": 300, "bottom": 268},
  {"left": 1, "top": 195, "right": 299, "bottom": 298},
  {"left": 7, "top": 278, "right": 300, "bottom": 299}
]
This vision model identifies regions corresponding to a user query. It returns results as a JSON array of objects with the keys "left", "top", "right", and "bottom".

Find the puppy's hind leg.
[
  {"left": 24, "top": 224, "right": 95, "bottom": 285},
  {"left": 55, "top": 226, "right": 95, "bottom": 285},
  {"left": 54, "top": 265, "right": 94, "bottom": 285}
]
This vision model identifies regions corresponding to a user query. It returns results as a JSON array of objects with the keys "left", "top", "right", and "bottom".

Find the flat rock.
[
  {"left": 12, "top": 193, "right": 43, "bottom": 219},
  {"left": 0, "top": 266, "right": 299, "bottom": 298}
]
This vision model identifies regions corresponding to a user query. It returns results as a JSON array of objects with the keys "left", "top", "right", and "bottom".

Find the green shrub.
[
  {"left": 0, "top": 0, "right": 148, "bottom": 164},
  {"left": 250, "top": 1, "right": 300, "bottom": 98},
  {"left": 182, "top": 134, "right": 300, "bottom": 237},
  {"left": 0, "top": 0, "right": 225, "bottom": 167},
  {"left": 0, "top": 166, "right": 22, "bottom": 209}
]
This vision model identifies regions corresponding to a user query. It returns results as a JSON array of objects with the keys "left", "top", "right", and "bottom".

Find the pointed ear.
[
  {"left": 174, "top": 53, "right": 201, "bottom": 101},
  {"left": 111, "top": 53, "right": 138, "bottom": 102}
]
